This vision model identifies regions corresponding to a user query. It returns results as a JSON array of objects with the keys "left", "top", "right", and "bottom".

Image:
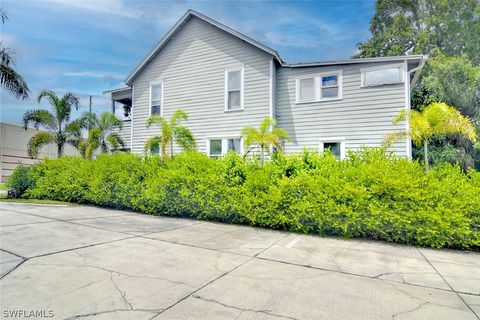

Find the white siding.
[
  {"left": 130, "top": 16, "right": 272, "bottom": 154},
  {"left": 276, "top": 62, "right": 408, "bottom": 156}
]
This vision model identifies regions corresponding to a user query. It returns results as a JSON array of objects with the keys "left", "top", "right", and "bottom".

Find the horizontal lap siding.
[
  {"left": 131, "top": 17, "right": 271, "bottom": 154},
  {"left": 276, "top": 62, "right": 408, "bottom": 157},
  {"left": 116, "top": 120, "right": 131, "bottom": 148}
]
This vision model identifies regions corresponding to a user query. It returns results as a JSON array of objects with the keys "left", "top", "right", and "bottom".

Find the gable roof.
[
  {"left": 124, "top": 10, "right": 427, "bottom": 85},
  {"left": 124, "top": 9, "right": 283, "bottom": 85}
]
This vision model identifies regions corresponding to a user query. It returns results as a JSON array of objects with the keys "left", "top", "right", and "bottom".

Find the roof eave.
[{"left": 282, "top": 55, "right": 426, "bottom": 68}]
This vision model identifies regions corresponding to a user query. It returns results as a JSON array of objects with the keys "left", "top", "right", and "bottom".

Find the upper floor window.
[
  {"left": 225, "top": 68, "right": 244, "bottom": 111},
  {"left": 150, "top": 82, "right": 163, "bottom": 116},
  {"left": 296, "top": 71, "right": 342, "bottom": 103},
  {"left": 361, "top": 65, "right": 403, "bottom": 87}
]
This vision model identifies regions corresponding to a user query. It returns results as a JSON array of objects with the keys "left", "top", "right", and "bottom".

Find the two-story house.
[{"left": 108, "top": 10, "right": 426, "bottom": 159}]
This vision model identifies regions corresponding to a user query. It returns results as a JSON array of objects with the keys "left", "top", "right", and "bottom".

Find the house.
[
  {"left": 0, "top": 122, "right": 78, "bottom": 182},
  {"left": 108, "top": 10, "right": 426, "bottom": 159}
]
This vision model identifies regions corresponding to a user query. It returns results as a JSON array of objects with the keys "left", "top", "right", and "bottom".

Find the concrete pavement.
[{"left": 0, "top": 202, "right": 479, "bottom": 319}]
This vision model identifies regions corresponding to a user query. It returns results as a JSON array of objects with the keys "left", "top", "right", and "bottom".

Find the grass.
[{"left": 0, "top": 194, "right": 76, "bottom": 206}]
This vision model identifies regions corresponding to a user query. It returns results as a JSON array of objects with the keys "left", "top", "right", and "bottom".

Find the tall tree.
[
  {"left": 0, "top": 9, "right": 29, "bottom": 100},
  {"left": 357, "top": 0, "right": 480, "bottom": 168},
  {"left": 144, "top": 109, "right": 196, "bottom": 157},
  {"left": 241, "top": 117, "right": 290, "bottom": 163},
  {"left": 356, "top": 0, "right": 480, "bottom": 63},
  {"left": 23, "top": 90, "right": 81, "bottom": 157},
  {"left": 79, "top": 112, "right": 125, "bottom": 160},
  {"left": 384, "top": 102, "right": 478, "bottom": 170}
]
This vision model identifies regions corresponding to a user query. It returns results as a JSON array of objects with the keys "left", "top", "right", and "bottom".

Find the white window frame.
[
  {"left": 295, "top": 70, "right": 343, "bottom": 104},
  {"left": 319, "top": 138, "right": 346, "bottom": 160},
  {"left": 224, "top": 67, "right": 244, "bottom": 112},
  {"left": 206, "top": 136, "right": 244, "bottom": 157},
  {"left": 149, "top": 80, "right": 164, "bottom": 116},
  {"left": 361, "top": 63, "right": 404, "bottom": 87}
]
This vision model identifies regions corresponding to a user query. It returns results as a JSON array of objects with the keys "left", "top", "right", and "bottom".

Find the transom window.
[
  {"left": 150, "top": 82, "right": 163, "bottom": 115},
  {"left": 225, "top": 68, "right": 244, "bottom": 111},
  {"left": 208, "top": 138, "right": 242, "bottom": 158},
  {"left": 296, "top": 71, "right": 342, "bottom": 103},
  {"left": 361, "top": 65, "right": 403, "bottom": 87}
]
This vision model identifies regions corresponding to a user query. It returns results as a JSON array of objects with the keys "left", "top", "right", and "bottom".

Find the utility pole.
[{"left": 88, "top": 95, "right": 92, "bottom": 130}]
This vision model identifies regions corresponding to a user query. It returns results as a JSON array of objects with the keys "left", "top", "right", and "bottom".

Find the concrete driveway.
[{"left": 0, "top": 203, "right": 479, "bottom": 320}]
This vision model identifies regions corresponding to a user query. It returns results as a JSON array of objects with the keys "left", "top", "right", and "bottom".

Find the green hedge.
[{"left": 10, "top": 149, "right": 480, "bottom": 250}]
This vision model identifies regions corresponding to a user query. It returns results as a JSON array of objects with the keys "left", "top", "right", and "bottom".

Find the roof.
[
  {"left": 284, "top": 55, "right": 426, "bottom": 68},
  {"left": 124, "top": 9, "right": 283, "bottom": 85},
  {"left": 124, "top": 10, "right": 427, "bottom": 85}
]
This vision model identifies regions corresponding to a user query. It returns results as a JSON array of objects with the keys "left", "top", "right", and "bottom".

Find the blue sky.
[{"left": 0, "top": 0, "right": 374, "bottom": 124}]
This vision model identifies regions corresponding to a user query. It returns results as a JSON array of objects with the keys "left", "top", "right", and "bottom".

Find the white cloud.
[{"left": 63, "top": 71, "right": 124, "bottom": 80}]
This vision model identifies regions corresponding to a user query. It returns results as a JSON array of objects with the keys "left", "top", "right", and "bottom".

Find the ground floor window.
[
  {"left": 207, "top": 137, "right": 242, "bottom": 158},
  {"left": 319, "top": 138, "right": 345, "bottom": 160}
]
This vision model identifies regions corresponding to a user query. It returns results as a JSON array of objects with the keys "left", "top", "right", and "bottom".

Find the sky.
[{"left": 0, "top": 0, "right": 375, "bottom": 125}]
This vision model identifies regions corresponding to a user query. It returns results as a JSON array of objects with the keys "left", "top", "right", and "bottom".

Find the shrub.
[
  {"left": 14, "top": 148, "right": 480, "bottom": 250},
  {"left": 7, "top": 165, "right": 35, "bottom": 197}
]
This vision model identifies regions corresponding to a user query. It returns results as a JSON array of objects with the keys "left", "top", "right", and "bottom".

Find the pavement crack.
[
  {"left": 392, "top": 302, "right": 429, "bottom": 319},
  {"left": 192, "top": 294, "right": 299, "bottom": 320},
  {"left": 110, "top": 274, "right": 134, "bottom": 310}
]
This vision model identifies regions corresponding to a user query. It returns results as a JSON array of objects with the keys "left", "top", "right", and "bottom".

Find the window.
[
  {"left": 227, "top": 138, "right": 241, "bottom": 154},
  {"left": 298, "top": 78, "right": 315, "bottom": 102},
  {"left": 225, "top": 68, "right": 243, "bottom": 111},
  {"left": 361, "top": 65, "right": 403, "bottom": 87},
  {"left": 150, "top": 82, "right": 163, "bottom": 115},
  {"left": 320, "top": 75, "right": 339, "bottom": 99},
  {"left": 209, "top": 139, "right": 222, "bottom": 158},
  {"left": 319, "top": 139, "right": 345, "bottom": 160},
  {"left": 208, "top": 137, "right": 242, "bottom": 158},
  {"left": 296, "top": 71, "right": 342, "bottom": 103},
  {"left": 150, "top": 144, "right": 159, "bottom": 155}
]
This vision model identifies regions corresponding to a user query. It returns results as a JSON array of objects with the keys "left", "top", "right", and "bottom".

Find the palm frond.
[
  {"left": 0, "top": 9, "right": 8, "bottom": 24},
  {"left": 259, "top": 117, "right": 276, "bottom": 135},
  {"left": 37, "top": 89, "right": 58, "bottom": 105},
  {"left": 174, "top": 126, "right": 196, "bottom": 151},
  {"left": 27, "top": 132, "right": 54, "bottom": 158},
  {"left": 107, "top": 133, "right": 124, "bottom": 152},
  {"left": 0, "top": 48, "right": 30, "bottom": 100},
  {"left": 100, "top": 112, "right": 123, "bottom": 130},
  {"left": 23, "top": 109, "right": 56, "bottom": 131},
  {"left": 169, "top": 109, "right": 189, "bottom": 127},
  {"left": 383, "top": 131, "right": 408, "bottom": 148},
  {"left": 63, "top": 92, "right": 80, "bottom": 111},
  {"left": 146, "top": 115, "right": 166, "bottom": 128},
  {"left": 144, "top": 135, "right": 162, "bottom": 155}
]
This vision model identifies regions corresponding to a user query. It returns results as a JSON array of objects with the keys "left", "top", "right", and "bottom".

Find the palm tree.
[
  {"left": 0, "top": 9, "right": 29, "bottom": 100},
  {"left": 384, "top": 102, "right": 478, "bottom": 171},
  {"left": 144, "top": 109, "right": 196, "bottom": 157},
  {"left": 241, "top": 117, "right": 290, "bottom": 163},
  {"left": 23, "top": 90, "right": 81, "bottom": 158},
  {"left": 79, "top": 112, "right": 124, "bottom": 160}
]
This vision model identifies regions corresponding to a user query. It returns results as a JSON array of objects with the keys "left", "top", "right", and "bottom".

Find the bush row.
[{"left": 10, "top": 149, "right": 480, "bottom": 250}]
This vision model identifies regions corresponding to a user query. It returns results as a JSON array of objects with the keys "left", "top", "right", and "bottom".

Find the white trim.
[
  {"left": 130, "top": 85, "right": 134, "bottom": 150},
  {"left": 319, "top": 137, "right": 346, "bottom": 160},
  {"left": 360, "top": 63, "right": 404, "bottom": 88},
  {"left": 224, "top": 66, "right": 244, "bottom": 111},
  {"left": 404, "top": 60, "right": 412, "bottom": 159},
  {"left": 269, "top": 59, "right": 274, "bottom": 119},
  {"left": 206, "top": 136, "right": 244, "bottom": 157},
  {"left": 149, "top": 80, "right": 164, "bottom": 117},
  {"left": 295, "top": 71, "right": 343, "bottom": 104}
]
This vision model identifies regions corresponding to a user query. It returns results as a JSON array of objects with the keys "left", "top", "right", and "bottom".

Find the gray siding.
[
  {"left": 276, "top": 62, "right": 408, "bottom": 156},
  {"left": 117, "top": 120, "right": 131, "bottom": 149},
  {"left": 130, "top": 16, "right": 272, "bottom": 154}
]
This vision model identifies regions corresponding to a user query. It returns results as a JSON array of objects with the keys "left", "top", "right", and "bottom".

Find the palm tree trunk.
[
  {"left": 424, "top": 140, "right": 429, "bottom": 171},
  {"left": 170, "top": 140, "right": 173, "bottom": 158},
  {"left": 58, "top": 143, "right": 64, "bottom": 158},
  {"left": 261, "top": 146, "right": 265, "bottom": 164}
]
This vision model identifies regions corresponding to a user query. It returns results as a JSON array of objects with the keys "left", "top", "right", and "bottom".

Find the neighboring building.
[
  {"left": 108, "top": 10, "right": 426, "bottom": 159},
  {"left": 0, "top": 122, "right": 78, "bottom": 182}
]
